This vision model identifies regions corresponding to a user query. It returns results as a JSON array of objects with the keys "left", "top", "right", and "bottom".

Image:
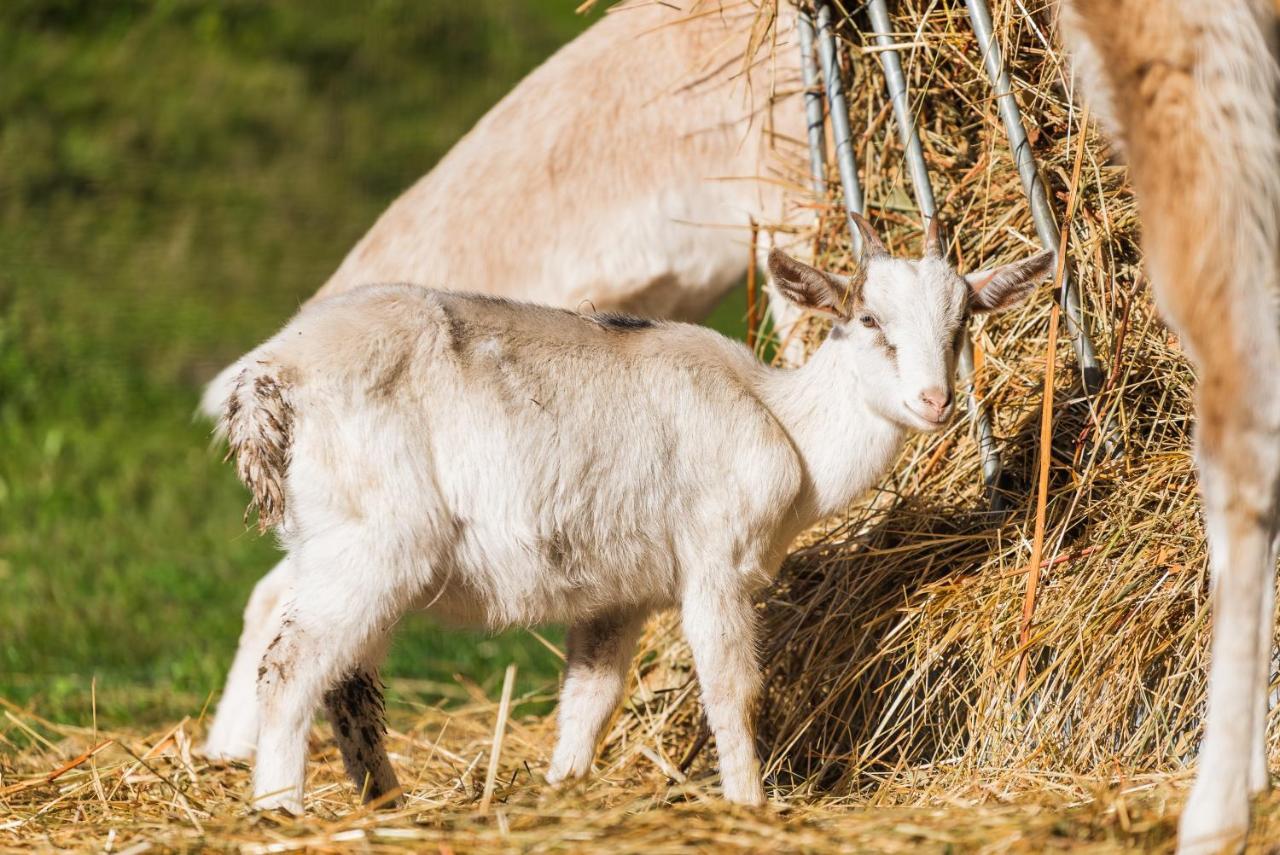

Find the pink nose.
[{"left": 918, "top": 387, "right": 953, "bottom": 421}]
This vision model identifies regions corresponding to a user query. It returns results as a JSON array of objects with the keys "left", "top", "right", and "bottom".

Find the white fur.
[{"left": 221, "top": 237, "right": 1046, "bottom": 812}]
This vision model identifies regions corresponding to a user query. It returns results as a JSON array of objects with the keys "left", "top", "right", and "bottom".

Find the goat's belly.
[
  {"left": 611, "top": 263, "right": 741, "bottom": 322},
  {"left": 541, "top": 187, "right": 750, "bottom": 323},
  {"left": 414, "top": 529, "right": 679, "bottom": 630}
]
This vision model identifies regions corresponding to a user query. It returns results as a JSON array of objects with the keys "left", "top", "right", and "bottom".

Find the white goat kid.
[{"left": 224, "top": 219, "right": 1051, "bottom": 813}]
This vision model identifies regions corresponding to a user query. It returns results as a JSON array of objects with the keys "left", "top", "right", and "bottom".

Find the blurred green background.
[{"left": 0, "top": 1, "right": 749, "bottom": 728}]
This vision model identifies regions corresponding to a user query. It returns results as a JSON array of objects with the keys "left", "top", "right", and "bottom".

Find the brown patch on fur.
[
  {"left": 323, "top": 668, "right": 397, "bottom": 805},
  {"left": 441, "top": 305, "right": 471, "bottom": 358},
  {"left": 872, "top": 329, "right": 898, "bottom": 365},
  {"left": 224, "top": 363, "right": 294, "bottom": 532},
  {"left": 257, "top": 618, "right": 297, "bottom": 685},
  {"left": 568, "top": 612, "right": 629, "bottom": 678},
  {"left": 369, "top": 349, "right": 412, "bottom": 399},
  {"left": 257, "top": 646, "right": 289, "bottom": 686}
]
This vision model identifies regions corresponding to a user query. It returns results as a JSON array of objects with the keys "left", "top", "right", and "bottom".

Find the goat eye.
[{"left": 859, "top": 314, "right": 879, "bottom": 329}]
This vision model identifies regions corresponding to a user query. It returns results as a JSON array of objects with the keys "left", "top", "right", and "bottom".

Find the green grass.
[{"left": 0, "top": 1, "right": 751, "bottom": 729}]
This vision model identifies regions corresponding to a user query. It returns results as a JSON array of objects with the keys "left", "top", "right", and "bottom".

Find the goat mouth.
[{"left": 904, "top": 405, "right": 950, "bottom": 430}]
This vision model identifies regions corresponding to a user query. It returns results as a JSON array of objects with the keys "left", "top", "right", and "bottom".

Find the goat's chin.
[{"left": 900, "top": 409, "right": 950, "bottom": 433}]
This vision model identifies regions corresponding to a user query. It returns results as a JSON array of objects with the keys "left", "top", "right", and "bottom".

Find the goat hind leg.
[
  {"left": 323, "top": 640, "right": 400, "bottom": 806},
  {"left": 254, "top": 534, "right": 414, "bottom": 814}
]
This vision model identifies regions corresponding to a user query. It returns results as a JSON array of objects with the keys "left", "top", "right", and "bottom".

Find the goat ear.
[
  {"left": 966, "top": 249, "right": 1056, "bottom": 314},
  {"left": 767, "top": 249, "right": 857, "bottom": 319}
]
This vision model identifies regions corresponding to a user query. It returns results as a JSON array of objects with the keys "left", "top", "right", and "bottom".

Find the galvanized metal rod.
[
  {"left": 864, "top": 0, "right": 1005, "bottom": 502},
  {"left": 815, "top": 0, "right": 864, "bottom": 235},
  {"left": 865, "top": 0, "right": 935, "bottom": 217},
  {"left": 965, "top": 0, "right": 1104, "bottom": 396},
  {"left": 797, "top": 10, "right": 828, "bottom": 198}
]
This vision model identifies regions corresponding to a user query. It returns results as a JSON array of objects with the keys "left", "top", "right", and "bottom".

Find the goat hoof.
[
  {"left": 252, "top": 792, "right": 304, "bottom": 817},
  {"left": 1177, "top": 788, "right": 1247, "bottom": 855}
]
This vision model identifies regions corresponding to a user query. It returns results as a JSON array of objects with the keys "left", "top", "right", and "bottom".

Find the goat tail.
[
  {"left": 199, "top": 359, "right": 245, "bottom": 426},
  {"left": 223, "top": 359, "right": 294, "bottom": 533}
]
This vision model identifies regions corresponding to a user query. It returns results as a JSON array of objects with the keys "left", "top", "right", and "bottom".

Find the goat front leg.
[
  {"left": 203, "top": 556, "right": 293, "bottom": 760},
  {"left": 680, "top": 582, "right": 764, "bottom": 806},
  {"left": 547, "top": 609, "right": 646, "bottom": 784},
  {"left": 1178, "top": 394, "right": 1280, "bottom": 855}
]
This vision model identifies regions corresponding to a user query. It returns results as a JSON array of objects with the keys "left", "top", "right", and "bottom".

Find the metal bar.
[
  {"left": 965, "top": 0, "right": 1106, "bottom": 401},
  {"left": 866, "top": 0, "right": 935, "bottom": 217},
  {"left": 864, "top": 0, "right": 1006, "bottom": 503},
  {"left": 797, "top": 9, "right": 828, "bottom": 198},
  {"left": 815, "top": 0, "right": 864, "bottom": 235}
]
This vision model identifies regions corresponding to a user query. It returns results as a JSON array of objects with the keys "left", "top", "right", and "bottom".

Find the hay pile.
[
  {"left": 14, "top": 701, "right": 1279, "bottom": 852},
  {"left": 600, "top": 0, "right": 1277, "bottom": 811},
  {"left": 5, "top": 0, "right": 1280, "bottom": 850}
]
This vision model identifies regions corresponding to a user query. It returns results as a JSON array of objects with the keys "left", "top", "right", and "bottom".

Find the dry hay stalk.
[
  {"left": 599, "top": 0, "right": 1280, "bottom": 806},
  {"left": 6, "top": 694, "right": 1280, "bottom": 851}
]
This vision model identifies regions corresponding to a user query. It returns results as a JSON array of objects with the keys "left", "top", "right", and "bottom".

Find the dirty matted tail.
[
  {"left": 223, "top": 360, "right": 294, "bottom": 532},
  {"left": 200, "top": 360, "right": 245, "bottom": 426}
]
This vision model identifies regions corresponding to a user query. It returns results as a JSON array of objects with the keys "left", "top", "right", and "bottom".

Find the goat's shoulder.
[{"left": 632, "top": 323, "right": 804, "bottom": 500}]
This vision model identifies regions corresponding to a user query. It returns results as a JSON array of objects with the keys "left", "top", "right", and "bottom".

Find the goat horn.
[
  {"left": 850, "top": 211, "right": 888, "bottom": 259},
  {"left": 923, "top": 216, "right": 946, "bottom": 258}
]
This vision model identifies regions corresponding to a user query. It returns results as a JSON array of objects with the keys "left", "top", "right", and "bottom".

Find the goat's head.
[{"left": 768, "top": 215, "right": 1055, "bottom": 432}]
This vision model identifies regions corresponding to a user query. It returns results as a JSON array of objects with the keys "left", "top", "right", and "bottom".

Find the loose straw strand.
[
  {"left": 1015, "top": 104, "right": 1091, "bottom": 696},
  {"left": 479, "top": 663, "right": 516, "bottom": 815},
  {"left": 747, "top": 218, "right": 760, "bottom": 352}
]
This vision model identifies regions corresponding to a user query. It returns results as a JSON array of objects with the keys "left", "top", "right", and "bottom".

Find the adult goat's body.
[{"left": 1059, "top": 1, "right": 1280, "bottom": 852}]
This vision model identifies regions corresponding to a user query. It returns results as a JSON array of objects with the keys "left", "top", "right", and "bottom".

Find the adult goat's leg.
[
  {"left": 1059, "top": 3, "right": 1279, "bottom": 851},
  {"left": 1251, "top": 559, "right": 1277, "bottom": 795},
  {"left": 1180, "top": 394, "right": 1280, "bottom": 853}
]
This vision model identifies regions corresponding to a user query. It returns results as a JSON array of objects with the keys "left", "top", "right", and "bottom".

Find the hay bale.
[{"left": 601, "top": 0, "right": 1274, "bottom": 803}]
